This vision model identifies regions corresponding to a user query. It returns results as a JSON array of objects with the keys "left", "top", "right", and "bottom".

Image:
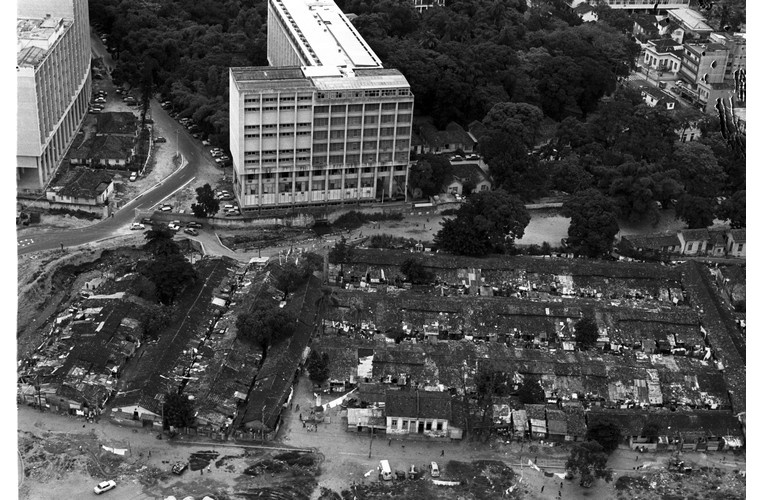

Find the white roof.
[{"left": 275, "top": 0, "right": 382, "bottom": 69}]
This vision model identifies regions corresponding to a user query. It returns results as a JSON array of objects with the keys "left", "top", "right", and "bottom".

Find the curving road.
[{"left": 17, "top": 101, "right": 215, "bottom": 256}]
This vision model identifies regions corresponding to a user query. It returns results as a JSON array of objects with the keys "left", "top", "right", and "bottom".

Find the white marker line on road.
[{"left": 152, "top": 176, "right": 196, "bottom": 209}]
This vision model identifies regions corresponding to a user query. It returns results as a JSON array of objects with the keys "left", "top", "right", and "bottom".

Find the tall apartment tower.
[
  {"left": 17, "top": 0, "right": 91, "bottom": 190},
  {"left": 230, "top": 0, "right": 414, "bottom": 210}
]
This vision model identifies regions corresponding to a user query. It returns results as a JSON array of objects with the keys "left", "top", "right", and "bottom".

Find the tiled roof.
[
  {"left": 587, "top": 409, "right": 742, "bottom": 438},
  {"left": 385, "top": 389, "right": 452, "bottom": 420},
  {"left": 237, "top": 274, "right": 323, "bottom": 430},
  {"left": 623, "top": 233, "right": 681, "bottom": 250},
  {"left": 729, "top": 229, "right": 745, "bottom": 243},
  {"left": 449, "top": 163, "right": 490, "bottom": 184},
  {"left": 680, "top": 228, "right": 710, "bottom": 241},
  {"left": 96, "top": 112, "right": 138, "bottom": 135},
  {"left": 55, "top": 168, "right": 114, "bottom": 199},
  {"left": 525, "top": 404, "right": 546, "bottom": 420}
]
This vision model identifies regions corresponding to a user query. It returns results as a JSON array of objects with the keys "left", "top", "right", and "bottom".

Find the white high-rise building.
[
  {"left": 17, "top": 0, "right": 92, "bottom": 191},
  {"left": 230, "top": 0, "right": 414, "bottom": 210}
]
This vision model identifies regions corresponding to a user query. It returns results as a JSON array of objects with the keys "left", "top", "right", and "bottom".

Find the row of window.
[
  {"left": 243, "top": 166, "right": 399, "bottom": 180},
  {"left": 243, "top": 95, "right": 312, "bottom": 103},
  {"left": 314, "top": 102, "right": 413, "bottom": 113},
  {"left": 245, "top": 105, "right": 311, "bottom": 111},
  {"left": 245, "top": 131, "right": 312, "bottom": 138},
  {"left": 389, "top": 419, "right": 443, "bottom": 432},
  {"left": 315, "top": 88, "right": 412, "bottom": 99},
  {"left": 245, "top": 123, "right": 312, "bottom": 129},
  {"left": 314, "top": 114, "right": 410, "bottom": 126}
]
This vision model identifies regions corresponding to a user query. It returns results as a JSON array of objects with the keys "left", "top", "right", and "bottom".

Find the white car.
[
  {"left": 160, "top": 205, "right": 172, "bottom": 212},
  {"left": 129, "top": 173, "right": 137, "bottom": 182},
  {"left": 168, "top": 222, "right": 180, "bottom": 231},
  {"left": 94, "top": 480, "right": 116, "bottom": 494},
  {"left": 130, "top": 222, "right": 145, "bottom": 230}
]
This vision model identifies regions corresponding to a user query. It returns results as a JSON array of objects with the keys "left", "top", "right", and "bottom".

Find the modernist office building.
[
  {"left": 17, "top": 0, "right": 91, "bottom": 191},
  {"left": 230, "top": 0, "right": 414, "bottom": 209}
]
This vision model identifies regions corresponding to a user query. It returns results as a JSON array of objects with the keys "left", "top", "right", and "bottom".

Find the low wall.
[
  {"left": 18, "top": 198, "right": 108, "bottom": 217},
  {"left": 139, "top": 210, "right": 314, "bottom": 228}
]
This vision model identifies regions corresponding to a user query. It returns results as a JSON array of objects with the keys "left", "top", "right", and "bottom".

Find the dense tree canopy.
[
  {"left": 517, "top": 378, "right": 545, "bottom": 405},
  {"left": 435, "top": 189, "right": 530, "bottom": 256},
  {"left": 236, "top": 304, "right": 296, "bottom": 364},
  {"left": 408, "top": 154, "right": 453, "bottom": 198},
  {"left": 191, "top": 183, "right": 220, "bottom": 218},
  {"left": 587, "top": 420, "right": 622, "bottom": 453},
  {"left": 562, "top": 188, "right": 619, "bottom": 258},
  {"left": 574, "top": 316, "right": 599, "bottom": 350},
  {"left": 565, "top": 441, "right": 613, "bottom": 487},
  {"left": 400, "top": 258, "right": 435, "bottom": 284},
  {"left": 306, "top": 350, "right": 331, "bottom": 385},
  {"left": 163, "top": 392, "right": 195, "bottom": 429}
]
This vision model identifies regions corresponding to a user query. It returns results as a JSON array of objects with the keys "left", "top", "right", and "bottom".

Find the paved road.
[{"left": 17, "top": 101, "right": 214, "bottom": 255}]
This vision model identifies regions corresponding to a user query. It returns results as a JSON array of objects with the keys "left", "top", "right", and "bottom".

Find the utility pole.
[
  {"left": 175, "top": 128, "right": 179, "bottom": 157},
  {"left": 368, "top": 422, "right": 374, "bottom": 458}
]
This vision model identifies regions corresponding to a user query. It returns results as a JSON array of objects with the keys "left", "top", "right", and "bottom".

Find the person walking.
[{"left": 440, "top": 449, "right": 444, "bottom": 457}]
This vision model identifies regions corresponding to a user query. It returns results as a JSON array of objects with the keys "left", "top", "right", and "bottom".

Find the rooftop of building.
[
  {"left": 648, "top": 38, "right": 682, "bottom": 51},
  {"left": 449, "top": 163, "right": 490, "bottom": 184},
  {"left": 668, "top": 8, "right": 713, "bottom": 32},
  {"left": 640, "top": 86, "right": 677, "bottom": 104},
  {"left": 230, "top": 66, "right": 410, "bottom": 92},
  {"left": 17, "top": 16, "right": 71, "bottom": 67},
  {"left": 385, "top": 389, "right": 452, "bottom": 420},
  {"left": 52, "top": 168, "right": 114, "bottom": 199},
  {"left": 96, "top": 112, "right": 138, "bottom": 135},
  {"left": 271, "top": 0, "right": 382, "bottom": 69}
]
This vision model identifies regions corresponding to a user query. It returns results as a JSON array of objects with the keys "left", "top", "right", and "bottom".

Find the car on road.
[
  {"left": 429, "top": 461, "right": 440, "bottom": 477},
  {"left": 155, "top": 136, "right": 167, "bottom": 143},
  {"left": 171, "top": 461, "right": 189, "bottom": 475},
  {"left": 218, "top": 194, "right": 233, "bottom": 200},
  {"left": 160, "top": 204, "right": 172, "bottom": 212},
  {"left": 141, "top": 217, "right": 153, "bottom": 225},
  {"left": 186, "top": 221, "right": 203, "bottom": 229},
  {"left": 466, "top": 154, "right": 479, "bottom": 161},
  {"left": 129, "top": 172, "right": 137, "bottom": 182},
  {"left": 94, "top": 480, "right": 116, "bottom": 494},
  {"left": 224, "top": 210, "right": 240, "bottom": 217},
  {"left": 88, "top": 108, "right": 102, "bottom": 113},
  {"left": 183, "top": 228, "right": 199, "bottom": 236},
  {"left": 94, "top": 97, "right": 106, "bottom": 103},
  {"left": 130, "top": 222, "right": 145, "bottom": 230},
  {"left": 161, "top": 101, "right": 172, "bottom": 108}
]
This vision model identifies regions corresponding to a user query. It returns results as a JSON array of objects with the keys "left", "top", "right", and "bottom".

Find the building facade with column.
[
  {"left": 17, "top": 0, "right": 92, "bottom": 191},
  {"left": 230, "top": 0, "right": 414, "bottom": 210}
]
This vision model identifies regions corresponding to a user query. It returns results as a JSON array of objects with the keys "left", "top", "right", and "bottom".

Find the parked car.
[
  {"left": 450, "top": 155, "right": 464, "bottom": 162},
  {"left": 407, "top": 464, "right": 421, "bottom": 480},
  {"left": 129, "top": 172, "right": 137, "bottom": 182},
  {"left": 218, "top": 194, "right": 233, "bottom": 200},
  {"left": 140, "top": 217, "right": 153, "bottom": 225},
  {"left": 186, "top": 221, "right": 203, "bottom": 229},
  {"left": 160, "top": 204, "right": 172, "bottom": 212},
  {"left": 168, "top": 222, "right": 181, "bottom": 231},
  {"left": 466, "top": 154, "right": 479, "bottom": 160},
  {"left": 429, "top": 461, "right": 440, "bottom": 477},
  {"left": 171, "top": 461, "right": 188, "bottom": 475},
  {"left": 155, "top": 136, "right": 167, "bottom": 143},
  {"left": 130, "top": 222, "right": 145, "bottom": 230},
  {"left": 94, "top": 480, "right": 117, "bottom": 494},
  {"left": 183, "top": 228, "right": 199, "bottom": 236}
]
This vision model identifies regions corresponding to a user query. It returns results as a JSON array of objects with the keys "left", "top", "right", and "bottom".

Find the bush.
[
  {"left": 332, "top": 211, "right": 403, "bottom": 230},
  {"left": 48, "top": 208, "right": 102, "bottom": 220},
  {"left": 367, "top": 234, "right": 418, "bottom": 249}
]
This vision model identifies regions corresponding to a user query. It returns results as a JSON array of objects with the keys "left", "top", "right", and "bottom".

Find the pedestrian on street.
[
  {"left": 441, "top": 449, "right": 444, "bottom": 457},
  {"left": 388, "top": 439, "right": 391, "bottom": 446},
  {"left": 201, "top": 469, "right": 203, "bottom": 475},
  {"left": 60, "top": 242, "right": 64, "bottom": 250},
  {"left": 299, "top": 413, "right": 302, "bottom": 421},
  {"left": 303, "top": 421, "right": 306, "bottom": 428},
  {"left": 636, "top": 455, "right": 639, "bottom": 461},
  {"left": 148, "top": 451, "right": 151, "bottom": 458},
  {"left": 541, "top": 486, "right": 545, "bottom": 493},
  {"left": 560, "top": 482, "right": 563, "bottom": 489}
]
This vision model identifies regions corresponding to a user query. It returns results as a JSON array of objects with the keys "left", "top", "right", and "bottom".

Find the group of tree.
[
  {"left": 328, "top": 237, "right": 354, "bottom": 274},
  {"left": 400, "top": 258, "right": 435, "bottom": 284},
  {"left": 565, "top": 419, "right": 622, "bottom": 487},
  {"left": 191, "top": 183, "right": 220, "bottom": 218},
  {"left": 235, "top": 302, "right": 296, "bottom": 365},
  {"left": 435, "top": 189, "right": 530, "bottom": 256},
  {"left": 306, "top": 349, "right": 331, "bottom": 385},
  {"left": 140, "top": 224, "right": 197, "bottom": 305}
]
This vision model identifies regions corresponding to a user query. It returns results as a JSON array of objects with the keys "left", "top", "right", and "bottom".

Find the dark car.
[
  {"left": 171, "top": 461, "right": 188, "bottom": 475},
  {"left": 154, "top": 136, "right": 167, "bottom": 143},
  {"left": 186, "top": 222, "right": 203, "bottom": 229},
  {"left": 141, "top": 217, "right": 154, "bottom": 225},
  {"left": 183, "top": 228, "right": 199, "bottom": 236}
]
